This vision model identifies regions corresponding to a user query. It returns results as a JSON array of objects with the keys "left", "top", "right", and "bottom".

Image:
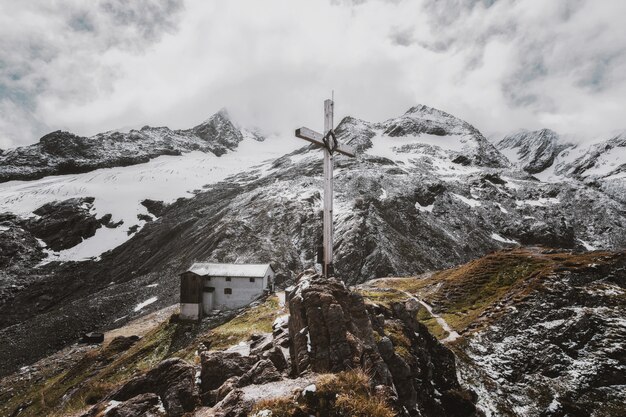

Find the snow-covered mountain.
[
  {"left": 0, "top": 109, "right": 268, "bottom": 183},
  {"left": 0, "top": 104, "right": 625, "bottom": 377},
  {"left": 496, "top": 129, "right": 571, "bottom": 174}
]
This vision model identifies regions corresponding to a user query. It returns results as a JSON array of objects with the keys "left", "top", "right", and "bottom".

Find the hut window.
[
  {"left": 249, "top": 277, "right": 255, "bottom": 283},
  {"left": 224, "top": 288, "right": 232, "bottom": 295},
  {"left": 225, "top": 277, "right": 231, "bottom": 282}
]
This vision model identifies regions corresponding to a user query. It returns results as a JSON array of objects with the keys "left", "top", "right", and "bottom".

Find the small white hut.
[{"left": 179, "top": 262, "right": 275, "bottom": 321}]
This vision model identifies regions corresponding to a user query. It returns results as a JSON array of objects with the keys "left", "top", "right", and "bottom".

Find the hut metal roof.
[{"left": 185, "top": 263, "right": 272, "bottom": 278}]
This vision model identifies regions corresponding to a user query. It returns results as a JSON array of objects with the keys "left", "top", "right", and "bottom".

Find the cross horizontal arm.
[{"left": 295, "top": 127, "right": 356, "bottom": 157}]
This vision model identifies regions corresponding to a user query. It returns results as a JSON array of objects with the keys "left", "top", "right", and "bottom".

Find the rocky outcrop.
[
  {"left": 106, "top": 358, "right": 198, "bottom": 417},
  {"left": 22, "top": 197, "right": 113, "bottom": 251},
  {"left": 287, "top": 270, "right": 477, "bottom": 416}
]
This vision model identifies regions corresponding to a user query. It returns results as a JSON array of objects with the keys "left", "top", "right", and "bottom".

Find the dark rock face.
[
  {"left": 288, "top": 271, "right": 477, "bottom": 416},
  {"left": 288, "top": 272, "right": 391, "bottom": 382},
  {"left": 140, "top": 199, "right": 168, "bottom": 218},
  {"left": 109, "top": 358, "right": 199, "bottom": 417},
  {"left": 21, "top": 197, "right": 112, "bottom": 251}
]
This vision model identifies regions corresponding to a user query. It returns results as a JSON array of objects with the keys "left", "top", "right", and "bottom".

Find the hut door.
[{"left": 203, "top": 289, "right": 214, "bottom": 314}]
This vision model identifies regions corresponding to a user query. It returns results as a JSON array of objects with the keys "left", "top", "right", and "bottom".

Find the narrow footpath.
[{"left": 399, "top": 290, "right": 460, "bottom": 343}]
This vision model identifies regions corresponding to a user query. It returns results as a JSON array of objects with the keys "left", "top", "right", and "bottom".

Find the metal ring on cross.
[{"left": 323, "top": 130, "right": 338, "bottom": 155}]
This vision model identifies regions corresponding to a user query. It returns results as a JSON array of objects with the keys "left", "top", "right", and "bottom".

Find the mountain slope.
[
  {"left": 0, "top": 104, "right": 625, "bottom": 377},
  {"left": 373, "top": 248, "right": 626, "bottom": 417}
]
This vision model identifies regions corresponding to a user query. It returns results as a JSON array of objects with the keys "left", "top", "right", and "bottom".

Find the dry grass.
[
  {"left": 252, "top": 370, "right": 395, "bottom": 417},
  {"left": 358, "top": 288, "right": 407, "bottom": 308},
  {"left": 334, "top": 394, "right": 395, "bottom": 417},
  {"left": 316, "top": 369, "right": 371, "bottom": 397},
  {"left": 251, "top": 397, "right": 304, "bottom": 417},
  {"left": 207, "top": 295, "right": 281, "bottom": 350},
  {"left": 317, "top": 370, "right": 394, "bottom": 417}
]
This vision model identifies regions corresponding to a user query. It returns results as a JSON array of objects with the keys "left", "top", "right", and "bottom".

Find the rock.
[
  {"left": 209, "top": 389, "right": 252, "bottom": 417},
  {"left": 111, "top": 358, "right": 198, "bottom": 417},
  {"left": 22, "top": 197, "right": 104, "bottom": 251},
  {"left": 200, "top": 351, "right": 259, "bottom": 393},
  {"left": 287, "top": 271, "right": 392, "bottom": 385},
  {"left": 81, "top": 332, "right": 104, "bottom": 344},
  {"left": 104, "top": 393, "right": 165, "bottom": 417},
  {"left": 237, "top": 359, "right": 282, "bottom": 386},
  {"left": 249, "top": 333, "right": 273, "bottom": 355},
  {"left": 263, "top": 346, "right": 289, "bottom": 372},
  {"left": 214, "top": 376, "right": 240, "bottom": 403},
  {"left": 140, "top": 199, "right": 168, "bottom": 217}
]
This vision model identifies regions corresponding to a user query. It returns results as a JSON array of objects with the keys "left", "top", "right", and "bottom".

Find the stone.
[
  {"left": 210, "top": 389, "right": 252, "bottom": 417},
  {"left": 200, "top": 351, "right": 259, "bottom": 392},
  {"left": 263, "top": 346, "right": 289, "bottom": 372},
  {"left": 111, "top": 358, "right": 198, "bottom": 417},
  {"left": 104, "top": 393, "right": 165, "bottom": 417},
  {"left": 237, "top": 359, "right": 282, "bottom": 387}
]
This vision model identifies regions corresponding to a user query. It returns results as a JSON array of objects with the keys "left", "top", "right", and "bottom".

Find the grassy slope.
[
  {"left": 375, "top": 248, "right": 618, "bottom": 335},
  {"left": 1, "top": 295, "right": 284, "bottom": 417}
]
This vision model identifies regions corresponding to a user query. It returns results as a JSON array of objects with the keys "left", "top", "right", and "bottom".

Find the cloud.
[{"left": 1, "top": 0, "right": 625, "bottom": 148}]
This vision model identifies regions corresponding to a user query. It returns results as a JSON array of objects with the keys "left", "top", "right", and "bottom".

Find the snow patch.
[
  {"left": 452, "top": 193, "right": 482, "bottom": 207},
  {"left": 495, "top": 203, "right": 508, "bottom": 214},
  {"left": 490, "top": 233, "right": 518, "bottom": 244},
  {"left": 577, "top": 239, "right": 596, "bottom": 251},
  {"left": 134, "top": 296, "right": 158, "bottom": 312},
  {"left": 515, "top": 197, "right": 560, "bottom": 207},
  {"left": 415, "top": 202, "right": 434, "bottom": 213}
]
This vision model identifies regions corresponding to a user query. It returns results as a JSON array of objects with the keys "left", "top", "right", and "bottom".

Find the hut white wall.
[{"left": 205, "top": 275, "right": 267, "bottom": 310}]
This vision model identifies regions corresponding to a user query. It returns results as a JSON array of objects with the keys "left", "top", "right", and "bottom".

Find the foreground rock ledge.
[{"left": 286, "top": 270, "right": 478, "bottom": 416}]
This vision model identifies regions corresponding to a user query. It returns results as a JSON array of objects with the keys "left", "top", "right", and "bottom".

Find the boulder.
[
  {"left": 237, "top": 359, "right": 282, "bottom": 386},
  {"left": 200, "top": 351, "right": 258, "bottom": 392},
  {"left": 209, "top": 389, "right": 252, "bottom": 417},
  {"left": 111, "top": 358, "right": 198, "bottom": 417},
  {"left": 263, "top": 346, "right": 289, "bottom": 372}
]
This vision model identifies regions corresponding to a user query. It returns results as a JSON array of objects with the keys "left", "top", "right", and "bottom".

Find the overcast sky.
[{"left": 1, "top": 0, "right": 625, "bottom": 148}]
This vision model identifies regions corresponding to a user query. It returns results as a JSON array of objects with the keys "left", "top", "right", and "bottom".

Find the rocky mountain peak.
[
  {"left": 188, "top": 108, "right": 244, "bottom": 150},
  {"left": 496, "top": 128, "right": 571, "bottom": 174}
]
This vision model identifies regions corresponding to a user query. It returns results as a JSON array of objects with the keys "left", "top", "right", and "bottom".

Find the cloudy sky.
[{"left": 1, "top": 0, "right": 625, "bottom": 148}]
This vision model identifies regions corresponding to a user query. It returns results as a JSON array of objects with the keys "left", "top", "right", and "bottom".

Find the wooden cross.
[{"left": 295, "top": 99, "right": 356, "bottom": 277}]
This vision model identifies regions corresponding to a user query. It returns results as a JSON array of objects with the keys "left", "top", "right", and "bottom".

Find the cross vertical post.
[
  {"left": 323, "top": 99, "right": 334, "bottom": 277},
  {"left": 295, "top": 99, "right": 356, "bottom": 278}
]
